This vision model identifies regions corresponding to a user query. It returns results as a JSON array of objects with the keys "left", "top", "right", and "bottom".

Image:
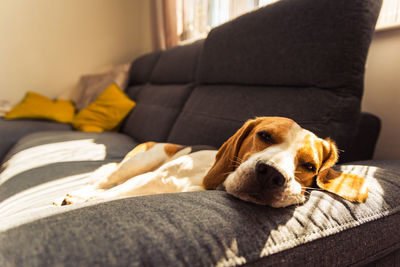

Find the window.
[
  {"left": 176, "top": 0, "right": 279, "bottom": 43},
  {"left": 377, "top": 0, "right": 400, "bottom": 30},
  {"left": 177, "top": 0, "right": 400, "bottom": 44}
]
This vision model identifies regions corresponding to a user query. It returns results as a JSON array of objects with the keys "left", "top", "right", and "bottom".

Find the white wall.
[
  {"left": 0, "top": 0, "right": 152, "bottom": 104},
  {"left": 363, "top": 28, "right": 400, "bottom": 160}
]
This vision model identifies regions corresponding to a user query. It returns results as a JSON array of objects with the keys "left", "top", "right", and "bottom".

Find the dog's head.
[{"left": 203, "top": 117, "right": 368, "bottom": 207}]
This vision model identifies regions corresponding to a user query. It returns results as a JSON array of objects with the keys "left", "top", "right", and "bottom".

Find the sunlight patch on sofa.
[
  {"left": 0, "top": 172, "right": 93, "bottom": 222},
  {"left": 0, "top": 139, "right": 106, "bottom": 185},
  {"left": 216, "top": 238, "right": 246, "bottom": 267},
  {"left": 259, "top": 165, "right": 384, "bottom": 259}
]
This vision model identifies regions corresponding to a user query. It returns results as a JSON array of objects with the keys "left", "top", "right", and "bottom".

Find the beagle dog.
[{"left": 55, "top": 117, "right": 368, "bottom": 207}]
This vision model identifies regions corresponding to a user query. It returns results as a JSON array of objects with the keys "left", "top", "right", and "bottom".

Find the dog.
[{"left": 54, "top": 117, "right": 368, "bottom": 208}]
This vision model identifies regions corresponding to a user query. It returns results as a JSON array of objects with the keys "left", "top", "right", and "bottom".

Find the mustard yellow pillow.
[
  {"left": 5, "top": 92, "right": 75, "bottom": 123},
  {"left": 72, "top": 84, "right": 135, "bottom": 132}
]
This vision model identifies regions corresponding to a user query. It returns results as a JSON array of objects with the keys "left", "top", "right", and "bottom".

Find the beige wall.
[
  {"left": 1, "top": 1, "right": 398, "bottom": 159},
  {"left": 0, "top": 0, "right": 152, "bottom": 104},
  {"left": 363, "top": 28, "right": 400, "bottom": 160}
]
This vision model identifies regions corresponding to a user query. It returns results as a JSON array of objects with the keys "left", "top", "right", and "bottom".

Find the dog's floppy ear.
[
  {"left": 316, "top": 139, "right": 368, "bottom": 203},
  {"left": 203, "top": 118, "right": 261, "bottom": 189}
]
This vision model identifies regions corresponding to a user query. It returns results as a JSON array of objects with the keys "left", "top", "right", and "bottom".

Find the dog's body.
[{"left": 56, "top": 117, "right": 368, "bottom": 207}]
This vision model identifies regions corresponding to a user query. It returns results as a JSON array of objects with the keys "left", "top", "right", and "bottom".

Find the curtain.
[{"left": 150, "top": 0, "right": 179, "bottom": 50}]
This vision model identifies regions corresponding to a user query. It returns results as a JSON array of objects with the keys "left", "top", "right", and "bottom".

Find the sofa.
[{"left": 1, "top": 0, "right": 399, "bottom": 266}]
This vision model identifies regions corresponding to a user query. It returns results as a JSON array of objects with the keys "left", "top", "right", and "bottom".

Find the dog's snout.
[
  {"left": 255, "top": 161, "right": 269, "bottom": 174},
  {"left": 255, "top": 161, "right": 286, "bottom": 188}
]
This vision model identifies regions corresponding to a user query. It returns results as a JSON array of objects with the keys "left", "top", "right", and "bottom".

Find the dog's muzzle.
[{"left": 255, "top": 161, "right": 286, "bottom": 189}]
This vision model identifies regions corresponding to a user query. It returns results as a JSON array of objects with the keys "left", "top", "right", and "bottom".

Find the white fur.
[
  {"left": 57, "top": 150, "right": 217, "bottom": 205},
  {"left": 97, "top": 144, "right": 170, "bottom": 189},
  {"left": 95, "top": 150, "right": 217, "bottom": 199}
]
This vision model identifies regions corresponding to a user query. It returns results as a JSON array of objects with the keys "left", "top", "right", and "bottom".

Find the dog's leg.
[
  {"left": 55, "top": 159, "right": 174, "bottom": 206},
  {"left": 54, "top": 143, "right": 189, "bottom": 206},
  {"left": 55, "top": 167, "right": 162, "bottom": 206},
  {"left": 89, "top": 171, "right": 162, "bottom": 200},
  {"left": 53, "top": 163, "right": 117, "bottom": 206},
  {"left": 96, "top": 143, "right": 185, "bottom": 189},
  {"left": 54, "top": 149, "right": 215, "bottom": 205},
  {"left": 90, "top": 150, "right": 217, "bottom": 201}
]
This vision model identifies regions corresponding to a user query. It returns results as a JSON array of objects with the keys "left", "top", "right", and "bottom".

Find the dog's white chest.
[{"left": 157, "top": 150, "right": 218, "bottom": 191}]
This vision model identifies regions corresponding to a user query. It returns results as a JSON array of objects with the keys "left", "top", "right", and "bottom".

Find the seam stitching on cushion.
[
  {"left": 180, "top": 110, "right": 329, "bottom": 126},
  {"left": 348, "top": 240, "right": 400, "bottom": 267},
  {"left": 162, "top": 84, "right": 197, "bottom": 141},
  {"left": 134, "top": 102, "right": 182, "bottom": 111},
  {"left": 239, "top": 206, "right": 400, "bottom": 267}
]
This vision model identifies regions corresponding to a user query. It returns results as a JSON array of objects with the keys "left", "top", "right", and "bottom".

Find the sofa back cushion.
[
  {"left": 121, "top": 40, "right": 203, "bottom": 142},
  {"left": 167, "top": 85, "right": 360, "bottom": 151},
  {"left": 168, "top": 0, "right": 381, "bottom": 155}
]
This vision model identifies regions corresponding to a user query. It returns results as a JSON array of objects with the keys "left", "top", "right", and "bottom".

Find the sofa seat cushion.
[
  {"left": 0, "top": 118, "right": 73, "bottom": 163},
  {"left": 0, "top": 160, "right": 399, "bottom": 266},
  {"left": 0, "top": 131, "right": 138, "bottom": 215}
]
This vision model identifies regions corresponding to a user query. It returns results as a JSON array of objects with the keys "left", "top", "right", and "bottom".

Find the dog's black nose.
[{"left": 255, "top": 161, "right": 286, "bottom": 188}]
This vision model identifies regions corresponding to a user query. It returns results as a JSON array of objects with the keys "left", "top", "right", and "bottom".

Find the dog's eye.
[
  {"left": 302, "top": 163, "right": 316, "bottom": 172},
  {"left": 257, "top": 131, "right": 274, "bottom": 144}
]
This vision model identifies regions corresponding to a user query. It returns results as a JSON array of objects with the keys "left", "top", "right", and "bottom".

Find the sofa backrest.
[
  {"left": 121, "top": 40, "right": 203, "bottom": 142},
  {"left": 122, "top": 0, "right": 381, "bottom": 158}
]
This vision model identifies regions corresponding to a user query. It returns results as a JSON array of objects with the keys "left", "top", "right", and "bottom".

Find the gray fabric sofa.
[{"left": 1, "top": 0, "right": 399, "bottom": 266}]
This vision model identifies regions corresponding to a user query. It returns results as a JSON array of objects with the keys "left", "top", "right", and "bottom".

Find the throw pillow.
[
  {"left": 72, "top": 84, "right": 135, "bottom": 132},
  {"left": 4, "top": 92, "right": 75, "bottom": 123},
  {"left": 58, "top": 63, "right": 131, "bottom": 111}
]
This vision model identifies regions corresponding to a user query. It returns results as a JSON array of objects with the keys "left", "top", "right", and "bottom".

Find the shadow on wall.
[{"left": 364, "top": 27, "right": 400, "bottom": 160}]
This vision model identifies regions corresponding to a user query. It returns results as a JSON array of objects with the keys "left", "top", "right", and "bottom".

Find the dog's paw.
[
  {"left": 53, "top": 193, "right": 88, "bottom": 206},
  {"left": 52, "top": 197, "right": 64, "bottom": 206},
  {"left": 53, "top": 185, "right": 100, "bottom": 206}
]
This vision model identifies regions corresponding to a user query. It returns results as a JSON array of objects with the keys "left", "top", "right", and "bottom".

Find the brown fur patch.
[
  {"left": 124, "top": 142, "right": 157, "bottom": 160},
  {"left": 164, "top": 144, "right": 183, "bottom": 157},
  {"left": 294, "top": 135, "right": 321, "bottom": 187},
  {"left": 238, "top": 117, "right": 295, "bottom": 162},
  {"left": 317, "top": 168, "right": 368, "bottom": 202},
  {"left": 203, "top": 117, "right": 295, "bottom": 189}
]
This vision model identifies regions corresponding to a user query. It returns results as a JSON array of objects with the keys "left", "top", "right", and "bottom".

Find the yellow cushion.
[
  {"left": 72, "top": 84, "right": 135, "bottom": 132},
  {"left": 4, "top": 92, "right": 75, "bottom": 123}
]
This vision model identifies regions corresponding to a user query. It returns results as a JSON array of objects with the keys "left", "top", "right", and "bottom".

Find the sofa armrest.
[
  {"left": 0, "top": 118, "right": 73, "bottom": 163},
  {"left": 341, "top": 112, "right": 381, "bottom": 163}
]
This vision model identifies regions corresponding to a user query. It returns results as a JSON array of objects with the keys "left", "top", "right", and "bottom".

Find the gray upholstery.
[
  {"left": 122, "top": 84, "right": 194, "bottom": 142},
  {"left": 198, "top": 0, "right": 380, "bottom": 94},
  {"left": 150, "top": 40, "right": 203, "bottom": 84},
  {"left": 0, "top": 131, "right": 137, "bottom": 205},
  {"left": 1, "top": 153, "right": 399, "bottom": 266},
  {"left": 167, "top": 85, "right": 357, "bottom": 150},
  {"left": 128, "top": 51, "right": 161, "bottom": 85},
  {"left": 0, "top": 118, "right": 72, "bottom": 163},
  {"left": 341, "top": 112, "right": 381, "bottom": 162},
  {"left": 121, "top": 41, "right": 203, "bottom": 142},
  {"left": 4, "top": 131, "right": 137, "bottom": 161}
]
